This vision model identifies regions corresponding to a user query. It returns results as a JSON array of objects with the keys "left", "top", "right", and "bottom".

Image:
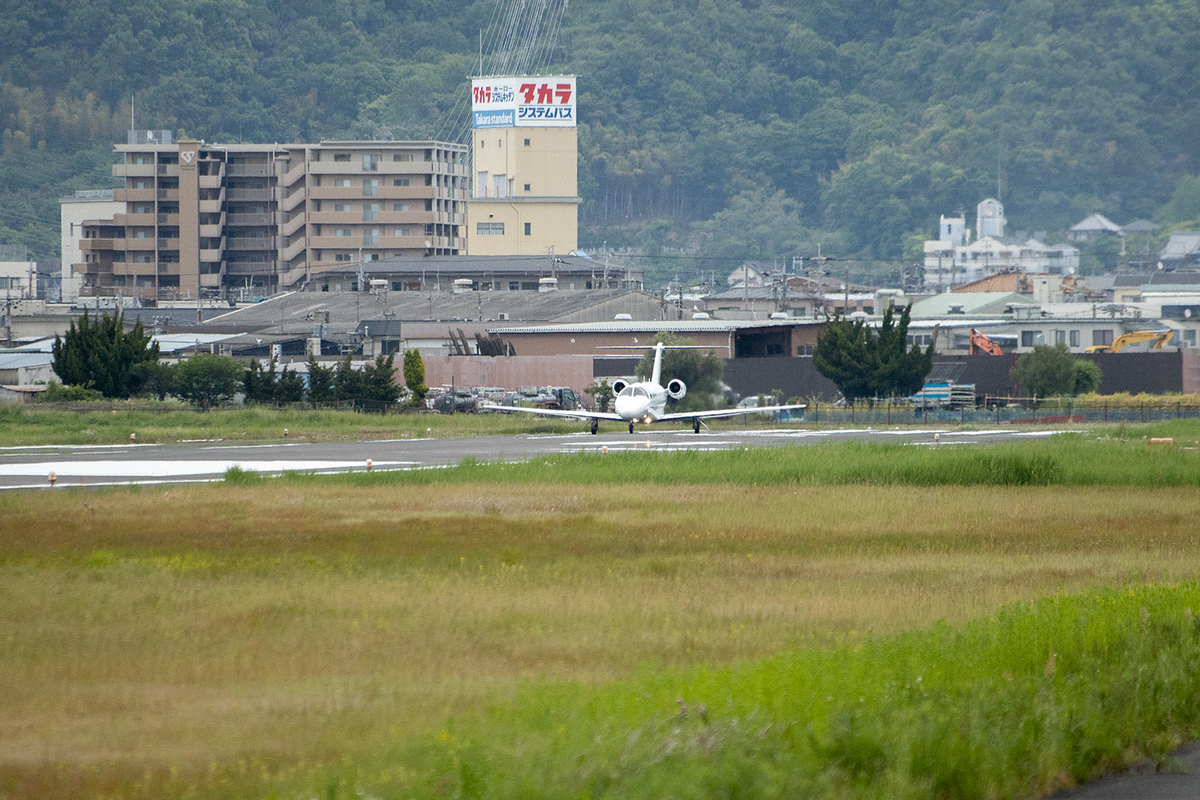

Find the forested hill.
[{"left": 4, "top": 0, "right": 1200, "bottom": 286}]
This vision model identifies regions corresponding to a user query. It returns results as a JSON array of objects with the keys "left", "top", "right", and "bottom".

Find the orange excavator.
[{"left": 969, "top": 328, "right": 1005, "bottom": 355}]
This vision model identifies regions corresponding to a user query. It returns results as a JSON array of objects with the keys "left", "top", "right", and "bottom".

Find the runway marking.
[{"left": 0, "top": 460, "right": 408, "bottom": 478}]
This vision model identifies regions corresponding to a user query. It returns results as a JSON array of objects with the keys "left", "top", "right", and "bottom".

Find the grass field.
[{"left": 2, "top": 430, "right": 1200, "bottom": 797}]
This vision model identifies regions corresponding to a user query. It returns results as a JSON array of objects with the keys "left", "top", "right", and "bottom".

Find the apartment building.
[{"left": 76, "top": 131, "right": 468, "bottom": 301}]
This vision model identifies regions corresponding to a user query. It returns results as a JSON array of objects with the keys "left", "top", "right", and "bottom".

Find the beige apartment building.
[{"left": 76, "top": 131, "right": 468, "bottom": 301}]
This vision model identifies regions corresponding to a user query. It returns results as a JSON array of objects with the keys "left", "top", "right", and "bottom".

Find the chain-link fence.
[{"left": 797, "top": 398, "right": 1200, "bottom": 425}]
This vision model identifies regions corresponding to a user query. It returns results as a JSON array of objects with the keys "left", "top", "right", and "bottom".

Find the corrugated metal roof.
[
  {"left": 0, "top": 353, "right": 54, "bottom": 369},
  {"left": 487, "top": 319, "right": 825, "bottom": 334}
]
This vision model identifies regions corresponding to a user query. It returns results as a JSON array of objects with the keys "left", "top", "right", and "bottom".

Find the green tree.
[
  {"left": 132, "top": 360, "right": 174, "bottom": 401},
  {"left": 814, "top": 304, "right": 934, "bottom": 401},
  {"left": 242, "top": 357, "right": 277, "bottom": 404},
  {"left": 361, "top": 353, "right": 400, "bottom": 403},
  {"left": 585, "top": 378, "right": 615, "bottom": 412},
  {"left": 1010, "top": 344, "right": 1100, "bottom": 397},
  {"left": 812, "top": 315, "right": 874, "bottom": 401},
  {"left": 172, "top": 354, "right": 243, "bottom": 409},
  {"left": 306, "top": 356, "right": 336, "bottom": 403},
  {"left": 634, "top": 333, "right": 724, "bottom": 412},
  {"left": 274, "top": 366, "right": 306, "bottom": 403},
  {"left": 51, "top": 311, "right": 160, "bottom": 398},
  {"left": 332, "top": 355, "right": 365, "bottom": 402},
  {"left": 402, "top": 349, "right": 428, "bottom": 403},
  {"left": 1075, "top": 359, "right": 1103, "bottom": 394}
]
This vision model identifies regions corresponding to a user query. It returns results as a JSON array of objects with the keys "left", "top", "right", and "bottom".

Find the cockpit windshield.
[
  {"left": 633, "top": 387, "right": 649, "bottom": 398},
  {"left": 618, "top": 385, "right": 634, "bottom": 397}
]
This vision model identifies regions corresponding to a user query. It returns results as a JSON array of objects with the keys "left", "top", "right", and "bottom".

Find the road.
[{"left": 0, "top": 425, "right": 1067, "bottom": 490}]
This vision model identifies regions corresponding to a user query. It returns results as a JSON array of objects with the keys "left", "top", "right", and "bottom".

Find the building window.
[
  {"left": 393, "top": 202, "right": 410, "bottom": 212},
  {"left": 1185, "top": 330, "right": 1197, "bottom": 346},
  {"left": 363, "top": 228, "right": 379, "bottom": 246},
  {"left": 1054, "top": 329, "right": 1065, "bottom": 345},
  {"left": 424, "top": 175, "right": 432, "bottom": 186},
  {"left": 1093, "top": 329, "right": 1114, "bottom": 347},
  {"left": 335, "top": 228, "right": 351, "bottom": 237},
  {"left": 333, "top": 178, "right": 351, "bottom": 188},
  {"left": 524, "top": 138, "right": 530, "bottom": 146},
  {"left": 394, "top": 228, "right": 409, "bottom": 237},
  {"left": 362, "top": 154, "right": 379, "bottom": 171},
  {"left": 393, "top": 178, "right": 410, "bottom": 187},
  {"left": 333, "top": 203, "right": 350, "bottom": 212},
  {"left": 524, "top": 222, "right": 531, "bottom": 236},
  {"left": 333, "top": 153, "right": 351, "bottom": 162},
  {"left": 476, "top": 222, "right": 505, "bottom": 236},
  {"left": 335, "top": 253, "right": 351, "bottom": 262},
  {"left": 1070, "top": 330, "right": 1080, "bottom": 347},
  {"left": 393, "top": 153, "right": 413, "bottom": 162},
  {"left": 1021, "top": 331, "right": 1043, "bottom": 347},
  {"left": 363, "top": 203, "right": 379, "bottom": 222},
  {"left": 425, "top": 199, "right": 433, "bottom": 211},
  {"left": 524, "top": 183, "right": 531, "bottom": 192},
  {"left": 362, "top": 179, "right": 379, "bottom": 196}
]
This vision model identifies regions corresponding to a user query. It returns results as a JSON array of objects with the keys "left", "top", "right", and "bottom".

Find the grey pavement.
[
  {"left": 1051, "top": 742, "right": 1200, "bottom": 799},
  {"left": 0, "top": 425, "right": 1065, "bottom": 490}
]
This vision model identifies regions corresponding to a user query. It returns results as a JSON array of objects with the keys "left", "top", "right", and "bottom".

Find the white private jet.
[{"left": 482, "top": 341, "right": 806, "bottom": 434}]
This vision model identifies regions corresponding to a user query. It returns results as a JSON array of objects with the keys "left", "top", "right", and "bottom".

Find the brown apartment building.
[{"left": 76, "top": 131, "right": 468, "bottom": 301}]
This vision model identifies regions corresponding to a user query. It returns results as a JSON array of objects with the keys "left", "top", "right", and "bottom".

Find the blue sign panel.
[{"left": 473, "top": 110, "right": 516, "bottom": 129}]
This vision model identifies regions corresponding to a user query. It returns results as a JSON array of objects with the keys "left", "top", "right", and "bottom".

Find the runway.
[{"left": 0, "top": 425, "right": 1071, "bottom": 490}]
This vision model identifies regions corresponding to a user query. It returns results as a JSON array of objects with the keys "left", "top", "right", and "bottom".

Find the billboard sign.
[{"left": 472, "top": 76, "right": 576, "bottom": 128}]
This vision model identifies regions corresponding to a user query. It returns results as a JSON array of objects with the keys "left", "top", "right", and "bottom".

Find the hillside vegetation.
[{"left": 4, "top": 0, "right": 1200, "bottom": 283}]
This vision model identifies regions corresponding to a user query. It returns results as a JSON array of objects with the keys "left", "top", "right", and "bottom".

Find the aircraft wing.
[
  {"left": 480, "top": 403, "right": 624, "bottom": 421},
  {"left": 657, "top": 404, "right": 807, "bottom": 422}
]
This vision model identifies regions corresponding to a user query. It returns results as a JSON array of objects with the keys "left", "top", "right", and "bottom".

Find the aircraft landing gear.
[
  {"left": 590, "top": 418, "right": 599, "bottom": 435},
  {"left": 629, "top": 421, "right": 636, "bottom": 434},
  {"left": 693, "top": 418, "right": 701, "bottom": 434}
]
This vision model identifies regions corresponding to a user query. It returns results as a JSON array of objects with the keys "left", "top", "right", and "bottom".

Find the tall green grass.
[
  {"left": 275, "top": 435, "right": 1200, "bottom": 488},
  {"left": 193, "top": 582, "right": 1200, "bottom": 798}
]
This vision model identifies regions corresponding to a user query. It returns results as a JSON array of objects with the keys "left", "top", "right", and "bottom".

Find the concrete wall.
[{"left": 422, "top": 354, "right": 594, "bottom": 392}]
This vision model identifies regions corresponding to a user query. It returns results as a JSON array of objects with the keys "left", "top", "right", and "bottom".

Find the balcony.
[
  {"left": 157, "top": 213, "right": 180, "bottom": 225},
  {"left": 79, "top": 238, "right": 116, "bottom": 251},
  {"left": 227, "top": 212, "right": 270, "bottom": 226},
  {"left": 226, "top": 163, "right": 272, "bottom": 178},
  {"left": 199, "top": 247, "right": 224, "bottom": 263},
  {"left": 113, "top": 163, "right": 155, "bottom": 178},
  {"left": 157, "top": 163, "right": 179, "bottom": 177},
  {"left": 226, "top": 236, "right": 273, "bottom": 250},
  {"left": 116, "top": 212, "right": 156, "bottom": 226},
  {"left": 157, "top": 238, "right": 180, "bottom": 250},
  {"left": 116, "top": 188, "right": 155, "bottom": 203},
  {"left": 124, "top": 238, "right": 158, "bottom": 251},
  {"left": 156, "top": 188, "right": 179, "bottom": 201},
  {"left": 198, "top": 198, "right": 224, "bottom": 214},
  {"left": 199, "top": 223, "right": 224, "bottom": 238},
  {"left": 226, "top": 261, "right": 276, "bottom": 275},
  {"left": 227, "top": 188, "right": 270, "bottom": 202},
  {"left": 199, "top": 174, "right": 223, "bottom": 189}
]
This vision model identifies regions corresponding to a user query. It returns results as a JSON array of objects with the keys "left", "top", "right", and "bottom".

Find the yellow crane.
[{"left": 1084, "top": 329, "right": 1174, "bottom": 353}]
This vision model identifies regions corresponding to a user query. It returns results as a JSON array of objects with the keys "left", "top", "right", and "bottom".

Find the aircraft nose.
[{"left": 615, "top": 395, "right": 647, "bottom": 419}]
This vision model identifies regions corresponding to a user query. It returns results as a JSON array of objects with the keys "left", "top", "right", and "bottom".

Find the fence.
[
  {"left": 798, "top": 398, "right": 1200, "bottom": 426},
  {"left": 33, "top": 399, "right": 409, "bottom": 415}
]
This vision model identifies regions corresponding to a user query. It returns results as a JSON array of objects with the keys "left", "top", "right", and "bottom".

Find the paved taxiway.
[{"left": 0, "top": 425, "right": 1069, "bottom": 490}]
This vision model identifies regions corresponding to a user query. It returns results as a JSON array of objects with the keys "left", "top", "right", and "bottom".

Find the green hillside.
[{"left": 4, "top": 0, "right": 1200, "bottom": 285}]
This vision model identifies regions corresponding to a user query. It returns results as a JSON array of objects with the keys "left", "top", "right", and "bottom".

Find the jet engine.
[
  {"left": 611, "top": 379, "right": 629, "bottom": 395},
  {"left": 666, "top": 378, "right": 687, "bottom": 400}
]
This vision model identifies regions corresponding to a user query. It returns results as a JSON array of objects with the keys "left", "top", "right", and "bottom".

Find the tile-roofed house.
[
  {"left": 1158, "top": 232, "right": 1200, "bottom": 270},
  {"left": 1068, "top": 213, "right": 1123, "bottom": 242}
]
